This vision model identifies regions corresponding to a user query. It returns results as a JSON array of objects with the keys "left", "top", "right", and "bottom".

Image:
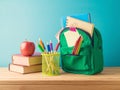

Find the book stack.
[{"left": 9, "top": 53, "right": 42, "bottom": 74}]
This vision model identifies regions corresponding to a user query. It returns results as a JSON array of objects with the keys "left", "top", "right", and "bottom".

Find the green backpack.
[{"left": 59, "top": 27, "right": 104, "bottom": 75}]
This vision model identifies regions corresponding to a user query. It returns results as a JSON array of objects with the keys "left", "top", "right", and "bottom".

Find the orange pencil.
[
  {"left": 72, "top": 36, "right": 82, "bottom": 55},
  {"left": 39, "top": 38, "right": 45, "bottom": 51},
  {"left": 75, "top": 37, "right": 83, "bottom": 54}
]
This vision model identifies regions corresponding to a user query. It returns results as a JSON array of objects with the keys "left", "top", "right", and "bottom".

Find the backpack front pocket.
[{"left": 61, "top": 54, "right": 91, "bottom": 72}]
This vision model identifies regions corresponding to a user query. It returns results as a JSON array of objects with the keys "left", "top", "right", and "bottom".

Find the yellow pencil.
[{"left": 39, "top": 38, "right": 45, "bottom": 51}]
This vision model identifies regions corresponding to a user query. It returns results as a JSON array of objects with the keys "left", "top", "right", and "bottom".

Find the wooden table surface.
[{"left": 0, "top": 67, "right": 120, "bottom": 90}]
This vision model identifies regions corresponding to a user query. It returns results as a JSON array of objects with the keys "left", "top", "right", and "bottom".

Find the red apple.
[{"left": 20, "top": 41, "right": 35, "bottom": 56}]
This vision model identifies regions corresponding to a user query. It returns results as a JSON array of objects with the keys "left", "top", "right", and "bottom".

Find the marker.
[
  {"left": 47, "top": 42, "right": 51, "bottom": 52},
  {"left": 50, "top": 40, "right": 53, "bottom": 52}
]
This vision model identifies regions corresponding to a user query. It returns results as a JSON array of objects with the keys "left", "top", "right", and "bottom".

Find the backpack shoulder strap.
[{"left": 93, "top": 28, "right": 103, "bottom": 49}]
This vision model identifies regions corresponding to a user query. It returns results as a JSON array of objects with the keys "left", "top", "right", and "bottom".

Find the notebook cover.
[{"left": 62, "top": 13, "right": 91, "bottom": 28}]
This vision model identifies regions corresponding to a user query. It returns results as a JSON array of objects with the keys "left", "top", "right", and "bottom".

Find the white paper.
[{"left": 64, "top": 30, "right": 80, "bottom": 47}]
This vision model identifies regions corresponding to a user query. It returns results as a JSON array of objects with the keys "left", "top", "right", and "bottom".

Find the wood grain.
[
  {"left": 0, "top": 67, "right": 120, "bottom": 90},
  {"left": 0, "top": 85, "right": 120, "bottom": 90}
]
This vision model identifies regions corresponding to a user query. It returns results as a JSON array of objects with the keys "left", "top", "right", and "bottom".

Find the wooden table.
[{"left": 0, "top": 67, "right": 120, "bottom": 90}]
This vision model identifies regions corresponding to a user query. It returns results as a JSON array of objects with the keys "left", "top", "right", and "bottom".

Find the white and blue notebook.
[{"left": 62, "top": 13, "right": 91, "bottom": 28}]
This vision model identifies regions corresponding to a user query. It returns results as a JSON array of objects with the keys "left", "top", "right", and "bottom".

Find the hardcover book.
[
  {"left": 9, "top": 64, "right": 42, "bottom": 74},
  {"left": 12, "top": 53, "right": 42, "bottom": 66}
]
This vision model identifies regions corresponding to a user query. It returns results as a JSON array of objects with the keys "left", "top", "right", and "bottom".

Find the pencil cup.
[{"left": 42, "top": 52, "right": 60, "bottom": 76}]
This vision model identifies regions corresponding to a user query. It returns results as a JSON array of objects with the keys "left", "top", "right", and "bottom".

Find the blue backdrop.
[{"left": 0, "top": 0, "right": 120, "bottom": 67}]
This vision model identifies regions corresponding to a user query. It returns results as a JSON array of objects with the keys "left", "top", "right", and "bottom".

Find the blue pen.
[
  {"left": 47, "top": 42, "right": 51, "bottom": 52},
  {"left": 50, "top": 40, "right": 53, "bottom": 52}
]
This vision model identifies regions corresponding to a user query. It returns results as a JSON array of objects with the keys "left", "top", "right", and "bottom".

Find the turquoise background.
[{"left": 0, "top": 0, "right": 120, "bottom": 67}]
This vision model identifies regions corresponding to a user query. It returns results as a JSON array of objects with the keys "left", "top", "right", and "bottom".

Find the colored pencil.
[
  {"left": 54, "top": 42, "right": 60, "bottom": 51},
  {"left": 50, "top": 40, "right": 53, "bottom": 52},
  {"left": 39, "top": 38, "right": 45, "bottom": 51},
  {"left": 37, "top": 42, "right": 44, "bottom": 52},
  {"left": 72, "top": 36, "right": 81, "bottom": 55},
  {"left": 74, "top": 37, "right": 83, "bottom": 54},
  {"left": 47, "top": 42, "right": 51, "bottom": 52}
]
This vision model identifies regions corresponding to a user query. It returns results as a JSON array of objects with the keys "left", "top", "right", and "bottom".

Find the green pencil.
[{"left": 38, "top": 43, "right": 44, "bottom": 52}]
